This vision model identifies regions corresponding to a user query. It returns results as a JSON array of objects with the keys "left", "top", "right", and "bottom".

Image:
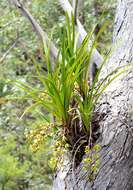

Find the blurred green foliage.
[
  {"left": 0, "top": 0, "right": 116, "bottom": 189},
  {"left": 0, "top": 133, "right": 29, "bottom": 190}
]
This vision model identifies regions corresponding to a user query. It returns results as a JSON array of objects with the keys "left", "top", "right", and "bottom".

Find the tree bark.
[{"left": 52, "top": 0, "right": 133, "bottom": 189}]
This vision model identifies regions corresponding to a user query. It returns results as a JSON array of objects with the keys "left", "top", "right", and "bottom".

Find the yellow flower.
[
  {"left": 83, "top": 157, "right": 92, "bottom": 164},
  {"left": 93, "top": 153, "right": 100, "bottom": 159},
  {"left": 93, "top": 144, "right": 101, "bottom": 151},
  {"left": 85, "top": 146, "right": 90, "bottom": 154},
  {"left": 92, "top": 165, "right": 98, "bottom": 173}
]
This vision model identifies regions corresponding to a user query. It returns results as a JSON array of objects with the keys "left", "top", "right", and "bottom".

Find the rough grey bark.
[{"left": 52, "top": 0, "right": 133, "bottom": 189}]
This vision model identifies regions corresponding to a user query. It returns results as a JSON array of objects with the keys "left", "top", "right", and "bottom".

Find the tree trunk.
[{"left": 52, "top": 0, "right": 133, "bottom": 189}]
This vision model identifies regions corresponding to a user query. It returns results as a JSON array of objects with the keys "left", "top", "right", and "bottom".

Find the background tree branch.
[
  {"left": 9, "top": 0, "right": 58, "bottom": 61},
  {"left": 0, "top": 37, "right": 19, "bottom": 64}
]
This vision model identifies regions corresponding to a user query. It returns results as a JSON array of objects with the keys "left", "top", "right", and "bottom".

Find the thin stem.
[
  {"left": 74, "top": 0, "right": 79, "bottom": 24},
  {"left": 2, "top": 183, "right": 5, "bottom": 190}
]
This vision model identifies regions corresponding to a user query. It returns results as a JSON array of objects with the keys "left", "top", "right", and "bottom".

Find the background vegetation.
[{"left": 0, "top": 0, "right": 116, "bottom": 189}]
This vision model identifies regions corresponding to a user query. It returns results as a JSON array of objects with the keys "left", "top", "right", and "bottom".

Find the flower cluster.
[
  {"left": 26, "top": 124, "right": 70, "bottom": 170},
  {"left": 49, "top": 137, "right": 70, "bottom": 170},
  {"left": 26, "top": 123, "right": 54, "bottom": 152},
  {"left": 82, "top": 144, "right": 101, "bottom": 181}
]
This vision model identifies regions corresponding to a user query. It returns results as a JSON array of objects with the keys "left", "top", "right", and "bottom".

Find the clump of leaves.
[{"left": 13, "top": 13, "right": 127, "bottom": 170}]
